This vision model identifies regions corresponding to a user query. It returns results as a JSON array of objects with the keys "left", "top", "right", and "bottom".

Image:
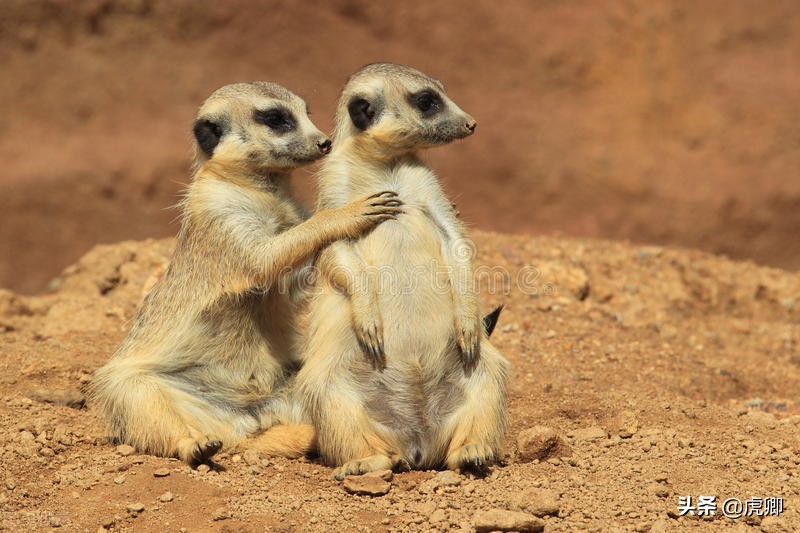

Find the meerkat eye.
[
  {"left": 253, "top": 108, "right": 295, "bottom": 132},
  {"left": 410, "top": 90, "right": 443, "bottom": 117},
  {"left": 417, "top": 94, "right": 434, "bottom": 111}
]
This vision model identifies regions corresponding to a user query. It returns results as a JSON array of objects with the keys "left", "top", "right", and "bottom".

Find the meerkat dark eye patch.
[
  {"left": 253, "top": 107, "right": 296, "bottom": 133},
  {"left": 348, "top": 95, "right": 381, "bottom": 131},
  {"left": 408, "top": 89, "right": 443, "bottom": 117},
  {"left": 193, "top": 119, "right": 224, "bottom": 157}
]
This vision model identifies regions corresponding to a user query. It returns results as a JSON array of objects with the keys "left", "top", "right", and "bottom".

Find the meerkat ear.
[
  {"left": 193, "top": 119, "right": 224, "bottom": 157},
  {"left": 347, "top": 95, "right": 380, "bottom": 131}
]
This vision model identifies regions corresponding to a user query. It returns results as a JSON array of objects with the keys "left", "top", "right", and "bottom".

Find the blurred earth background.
[{"left": 1, "top": 0, "right": 799, "bottom": 294}]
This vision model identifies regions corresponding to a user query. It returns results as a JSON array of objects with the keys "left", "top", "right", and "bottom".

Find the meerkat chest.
[
  {"left": 353, "top": 168, "right": 447, "bottom": 264},
  {"left": 260, "top": 195, "right": 305, "bottom": 232}
]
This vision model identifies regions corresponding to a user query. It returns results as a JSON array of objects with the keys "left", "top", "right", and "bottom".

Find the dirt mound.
[
  {"left": 2, "top": 0, "right": 800, "bottom": 293},
  {"left": 0, "top": 232, "right": 798, "bottom": 531}
]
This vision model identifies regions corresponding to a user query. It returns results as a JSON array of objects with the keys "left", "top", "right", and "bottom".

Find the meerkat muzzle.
[{"left": 318, "top": 139, "right": 333, "bottom": 154}]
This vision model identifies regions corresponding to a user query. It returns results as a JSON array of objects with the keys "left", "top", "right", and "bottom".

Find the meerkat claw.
[
  {"left": 202, "top": 440, "right": 223, "bottom": 460},
  {"left": 357, "top": 333, "right": 386, "bottom": 370}
]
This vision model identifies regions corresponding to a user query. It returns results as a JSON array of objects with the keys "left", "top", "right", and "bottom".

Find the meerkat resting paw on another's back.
[
  {"left": 296, "top": 63, "right": 510, "bottom": 479},
  {"left": 91, "top": 82, "right": 402, "bottom": 465}
]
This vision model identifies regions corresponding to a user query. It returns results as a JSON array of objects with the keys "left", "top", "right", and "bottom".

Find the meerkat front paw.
[
  {"left": 454, "top": 313, "right": 481, "bottom": 371},
  {"left": 352, "top": 294, "right": 386, "bottom": 370},
  {"left": 337, "top": 190, "right": 404, "bottom": 238},
  {"left": 333, "top": 454, "right": 394, "bottom": 480}
]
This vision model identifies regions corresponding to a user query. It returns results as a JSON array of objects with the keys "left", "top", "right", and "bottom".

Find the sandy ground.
[
  {"left": 0, "top": 231, "right": 798, "bottom": 532},
  {"left": 2, "top": 0, "right": 800, "bottom": 293}
]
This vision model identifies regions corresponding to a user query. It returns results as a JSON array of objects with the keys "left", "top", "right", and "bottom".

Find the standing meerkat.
[
  {"left": 91, "top": 82, "right": 402, "bottom": 465},
  {"left": 296, "top": 63, "right": 509, "bottom": 479}
]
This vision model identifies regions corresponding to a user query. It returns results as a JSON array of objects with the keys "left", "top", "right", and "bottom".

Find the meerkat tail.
[
  {"left": 483, "top": 305, "right": 504, "bottom": 337},
  {"left": 239, "top": 423, "right": 317, "bottom": 459}
]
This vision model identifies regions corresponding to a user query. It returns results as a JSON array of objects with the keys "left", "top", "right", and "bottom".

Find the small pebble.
[
  {"left": 474, "top": 509, "right": 544, "bottom": 532},
  {"left": 115, "top": 445, "right": 135, "bottom": 457},
  {"left": 517, "top": 426, "right": 571, "bottom": 462},
  {"left": 125, "top": 503, "right": 145, "bottom": 514},
  {"left": 343, "top": 474, "right": 391, "bottom": 496},
  {"left": 212, "top": 507, "right": 231, "bottom": 521}
]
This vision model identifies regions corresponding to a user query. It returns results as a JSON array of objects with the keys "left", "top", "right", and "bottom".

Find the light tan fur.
[
  {"left": 91, "top": 82, "right": 401, "bottom": 465},
  {"left": 295, "top": 64, "right": 509, "bottom": 479}
]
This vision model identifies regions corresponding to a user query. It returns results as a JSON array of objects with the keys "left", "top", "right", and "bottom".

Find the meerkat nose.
[
  {"left": 317, "top": 138, "right": 333, "bottom": 154},
  {"left": 465, "top": 120, "right": 477, "bottom": 133}
]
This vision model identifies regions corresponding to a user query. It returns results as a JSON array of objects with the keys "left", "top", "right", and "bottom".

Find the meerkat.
[
  {"left": 295, "top": 63, "right": 509, "bottom": 479},
  {"left": 90, "top": 82, "right": 402, "bottom": 465}
]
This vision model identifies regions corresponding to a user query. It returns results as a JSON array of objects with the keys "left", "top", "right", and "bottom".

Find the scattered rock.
[
  {"left": 28, "top": 388, "right": 85, "bottom": 409},
  {"left": 113, "top": 475, "right": 125, "bottom": 485},
  {"left": 52, "top": 425, "right": 69, "bottom": 445},
  {"left": 158, "top": 491, "right": 174, "bottom": 503},
  {"left": 610, "top": 410, "right": 639, "bottom": 438},
  {"left": 212, "top": 507, "right": 231, "bottom": 521},
  {"left": 363, "top": 469, "right": 393, "bottom": 482},
  {"left": 153, "top": 468, "right": 170, "bottom": 477},
  {"left": 242, "top": 449, "right": 261, "bottom": 466},
  {"left": 429, "top": 509, "right": 447, "bottom": 524},
  {"left": 571, "top": 426, "right": 608, "bottom": 441},
  {"left": 39, "top": 446, "right": 55, "bottom": 457},
  {"left": 196, "top": 464, "right": 210, "bottom": 474},
  {"left": 473, "top": 509, "right": 545, "bottom": 532},
  {"left": 49, "top": 515, "right": 62, "bottom": 528},
  {"left": 517, "top": 426, "right": 571, "bottom": 462},
  {"left": 115, "top": 444, "right": 135, "bottom": 457},
  {"left": 649, "top": 518, "right": 669, "bottom": 533},
  {"left": 17, "top": 430, "right": 35, "bottom": 443},
  {"left": 507, "top": 488, "right": 560, "bottom": 516},
  {"left": 125, "top": 503, "right": 145, "bottom": 514},
  {"left": 648, "top": 483, "right": 670, "bottom": 498},
  {"left": 420, "top": 470, "right": 462, "bottom": 492},
  {"left": 343, "top": 474, "right": 391, "bottom": 496}
]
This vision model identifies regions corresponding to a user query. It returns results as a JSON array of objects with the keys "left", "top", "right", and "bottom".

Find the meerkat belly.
[
  {"left": 351, "top": 208, "right": 462, "bottom": 465},
  {"left": 355, "top": 208, "right": 455, "bottom": 356},
  {"left": 165, "top": 291, "right": 293, "bottom": 415},
  {"left": 363, "top": 362, "right": 465, "bottom": 468}
]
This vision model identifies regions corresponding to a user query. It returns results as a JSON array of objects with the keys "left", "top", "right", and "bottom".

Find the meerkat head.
[
  {"left": 192, "top": 82, "right": 332, "bottom": 175},
  {"left": 333, "top": 63, "right": 476, "bottom": 158}
]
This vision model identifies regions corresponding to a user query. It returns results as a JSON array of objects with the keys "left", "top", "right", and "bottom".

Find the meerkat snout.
[
  {"left": 465, "top": 119, "right": 477, "bottom": 133},
  {"left": 317, "top": 138, "right": 333, "bottom": 154}
]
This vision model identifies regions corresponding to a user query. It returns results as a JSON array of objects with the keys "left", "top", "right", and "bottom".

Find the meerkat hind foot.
[
  {"left": 178, "top": 437, "right": 223, "bottom": 467},
  {"left": 447, "top": 443, "right": 495, "bottom": 474},
  {"left": 333, "top": 454, "right": 393, "bottom": 481}
]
